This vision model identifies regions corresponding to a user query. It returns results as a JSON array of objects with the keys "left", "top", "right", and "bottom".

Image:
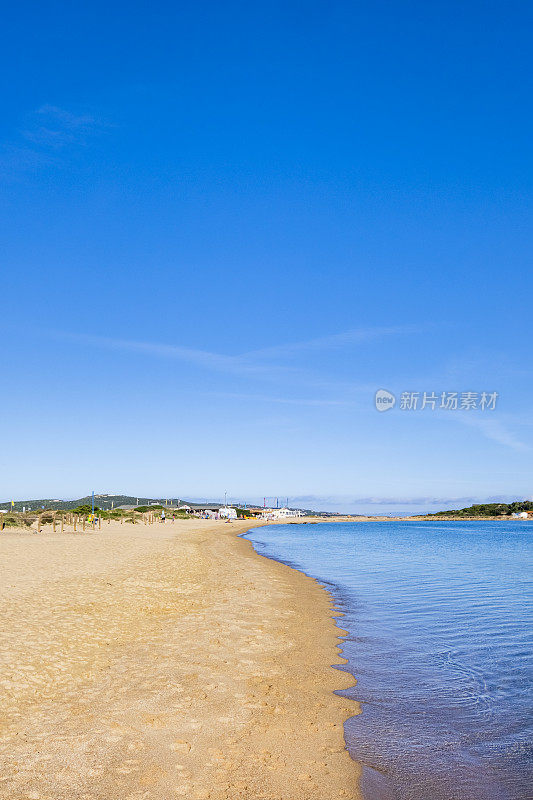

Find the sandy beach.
[{"left": 0, "top": 518, "right": 361, "bottom": 800}]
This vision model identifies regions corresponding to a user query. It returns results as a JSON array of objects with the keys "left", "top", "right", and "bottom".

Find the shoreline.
[{"left": 0, "top": 517, "right": 361, "bottom": 799}]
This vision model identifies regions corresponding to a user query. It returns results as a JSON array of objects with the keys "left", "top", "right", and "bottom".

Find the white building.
[
  {"left": 219, "top": 506, "right": 237, "bottom": 519},
  {"left": 261, "top": 507, "right": 302, "bottom": 520}
]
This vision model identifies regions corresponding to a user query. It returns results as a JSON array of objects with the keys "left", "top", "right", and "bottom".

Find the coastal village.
[
  {"left": 1, "top": 494, "right": 532, "bottom": 532},
  {"left": 0, "top": 494, "right": 307, "bottom": 532}
]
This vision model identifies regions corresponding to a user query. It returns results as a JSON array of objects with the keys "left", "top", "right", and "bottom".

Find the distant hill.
[
  {"left": 0, "top": 494, "right": 315, "bottom": 514},
  {"left": 0, "top": 495, "right": 185, "bottom": 512},
  {"left": 426, "top": 500, "right": 533, "bottom": 517}
]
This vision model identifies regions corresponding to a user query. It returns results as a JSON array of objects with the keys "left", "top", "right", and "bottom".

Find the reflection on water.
[{"left": 244, "top": 521, "right": 533, "bottom": 800}]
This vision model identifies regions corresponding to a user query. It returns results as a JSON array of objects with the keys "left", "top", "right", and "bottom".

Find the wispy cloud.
[
  {"left": 291, "top": 494, "right": 479, "bottom": 506},
  {"left": 50, "top": 330, "right": 298, "bottom": 381},
  {"left": 287, "top": 493, "right": 529, "bottom": 511},
  {"left": 21, "top": 105, "right": 102, "bottom": 149},
  {"left": 28, "top": 327, "right": 533, "bottom": 456},
  {"left": 244, "top": 325, "right": 423, "bottom": 360},
  {"left": 42, "top": 325, "right": 419, "bottom": 407},
  {"left": 1, "top": 104, "right": 108, "bottom": 176},
  {"left": 55, "top": 331, "right": 245, "bottom": 372},
  {"left": 48, "top": 326, "right": 416, "bottom": 389},
  {"left": 208, "top": 391, "right": 353, "bottom": 407},
  {"left": 451, "top": 412, "right": 530, "bottom": 452}
]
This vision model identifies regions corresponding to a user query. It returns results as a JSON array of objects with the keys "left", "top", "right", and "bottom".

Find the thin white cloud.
[
  {"left": 244, "top": 324, "right": 422, "bottom": 360},
  {"left": 1, "top": 104, "right": 108, "bottom": 176},
  {"left": 50, "top": 330, "right": 298, "bottom": 381},
  {"left": 38, "top": 105, "right": 97, "bottom": 127},
  {"left": 56, "top": 331, "right": 244, "bottom": 371},
  {"left": 208, "top": 391, "right": 353, "bottom": 407},
  {"left": 27, "top": 329, "right": 533, "bottom": 452},
  {"left": 285, "top": 494, "right": 531, "bottom": 515},
  {"left": 47, "top": 326, "right": 416, "bottom": 389},
  {"left": 22, "top": 105, "right": 104, "bottom": 149},
  {"left": 452, "top": 413, "right": 529, "bottom": 452}
]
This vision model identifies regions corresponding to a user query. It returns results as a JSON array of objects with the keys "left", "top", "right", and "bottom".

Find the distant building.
[
  {"left": 261, "top": 507, "right": 302, "bottom": 520},
  {"left": 219, "top": 506, "right": 237, "bottom": 519}
]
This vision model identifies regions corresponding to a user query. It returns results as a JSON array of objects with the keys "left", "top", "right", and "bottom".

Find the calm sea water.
[{"left": 243, "top": 521, "right": 532, "bottom": 800}]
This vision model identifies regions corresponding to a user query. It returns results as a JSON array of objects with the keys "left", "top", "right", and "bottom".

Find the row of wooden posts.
[{"left": 35, "top": 510, "right": 168, "bottom": 533}]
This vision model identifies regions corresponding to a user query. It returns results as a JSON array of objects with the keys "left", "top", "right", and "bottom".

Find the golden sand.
[{"left": 0, "top": 518, "right": 361, "bottom": 799}]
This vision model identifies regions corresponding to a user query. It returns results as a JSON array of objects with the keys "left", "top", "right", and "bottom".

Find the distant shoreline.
[{"left": 310, "top": 515, "right": 532, "bottom": 522}]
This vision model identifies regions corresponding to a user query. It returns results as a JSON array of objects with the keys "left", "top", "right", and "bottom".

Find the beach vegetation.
[
  {"left": 73, "top": 504, "right": 101, "bottom": 515},
  {"left": 2, "top": 514, "right": 32, "bottom": 528},
  {"left": 99, "top": 509, "right": 128, "bottom": 519}
]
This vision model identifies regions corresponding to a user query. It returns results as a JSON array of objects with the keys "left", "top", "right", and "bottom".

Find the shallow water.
[{"left": 243, "top": 521, "right": 533, "bottom": 800}]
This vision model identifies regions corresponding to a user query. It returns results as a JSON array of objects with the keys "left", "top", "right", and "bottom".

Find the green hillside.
[
  {"left": 427, "top": 500, "right": 533, "bottom": 517},
  {"left": 0, "top": 495, "right": 182, "bottom": 512}
]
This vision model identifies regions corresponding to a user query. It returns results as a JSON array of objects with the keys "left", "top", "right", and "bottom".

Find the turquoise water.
[{"left": 243, "top": 521, "right": 533, "bottom": 800}]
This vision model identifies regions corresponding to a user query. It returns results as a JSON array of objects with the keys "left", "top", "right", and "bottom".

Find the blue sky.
[{"left": 1, "top": 1, "right": 532, "bottom": 513}]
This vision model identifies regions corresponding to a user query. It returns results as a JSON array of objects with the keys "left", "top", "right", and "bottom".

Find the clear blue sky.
[{"left": 1, "top": 1, "right": 532, "bottom": 513}]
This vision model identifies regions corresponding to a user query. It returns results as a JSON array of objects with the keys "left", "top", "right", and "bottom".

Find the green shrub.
[
  {"left": 1, "top": 514, "right": 33, "bottom": 528},
  {"left": 73, "top": 504, "right": 100, "bottom": 515}
]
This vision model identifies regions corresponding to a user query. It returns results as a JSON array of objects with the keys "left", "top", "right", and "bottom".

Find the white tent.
[{"left": 219, "top": 506, "right": 237, "bottom": 519}]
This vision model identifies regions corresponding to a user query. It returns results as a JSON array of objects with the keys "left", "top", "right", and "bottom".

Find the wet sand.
[{"left": 0, "top": 518, "right": 361, "bottom": 799}]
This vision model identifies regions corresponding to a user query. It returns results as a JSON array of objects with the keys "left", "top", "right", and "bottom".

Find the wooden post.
[
  {"left": 61, "top": 515, "right": 64, "bottom": 533},
  {"left": 82, "top": 517, "right": 85, "bottom": 532},
  {"left": 52, "top": 514, "right": 56, "bottom": 533},
  {"left": 73, "top": 515, "right": 77, "bottom": 532}
]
